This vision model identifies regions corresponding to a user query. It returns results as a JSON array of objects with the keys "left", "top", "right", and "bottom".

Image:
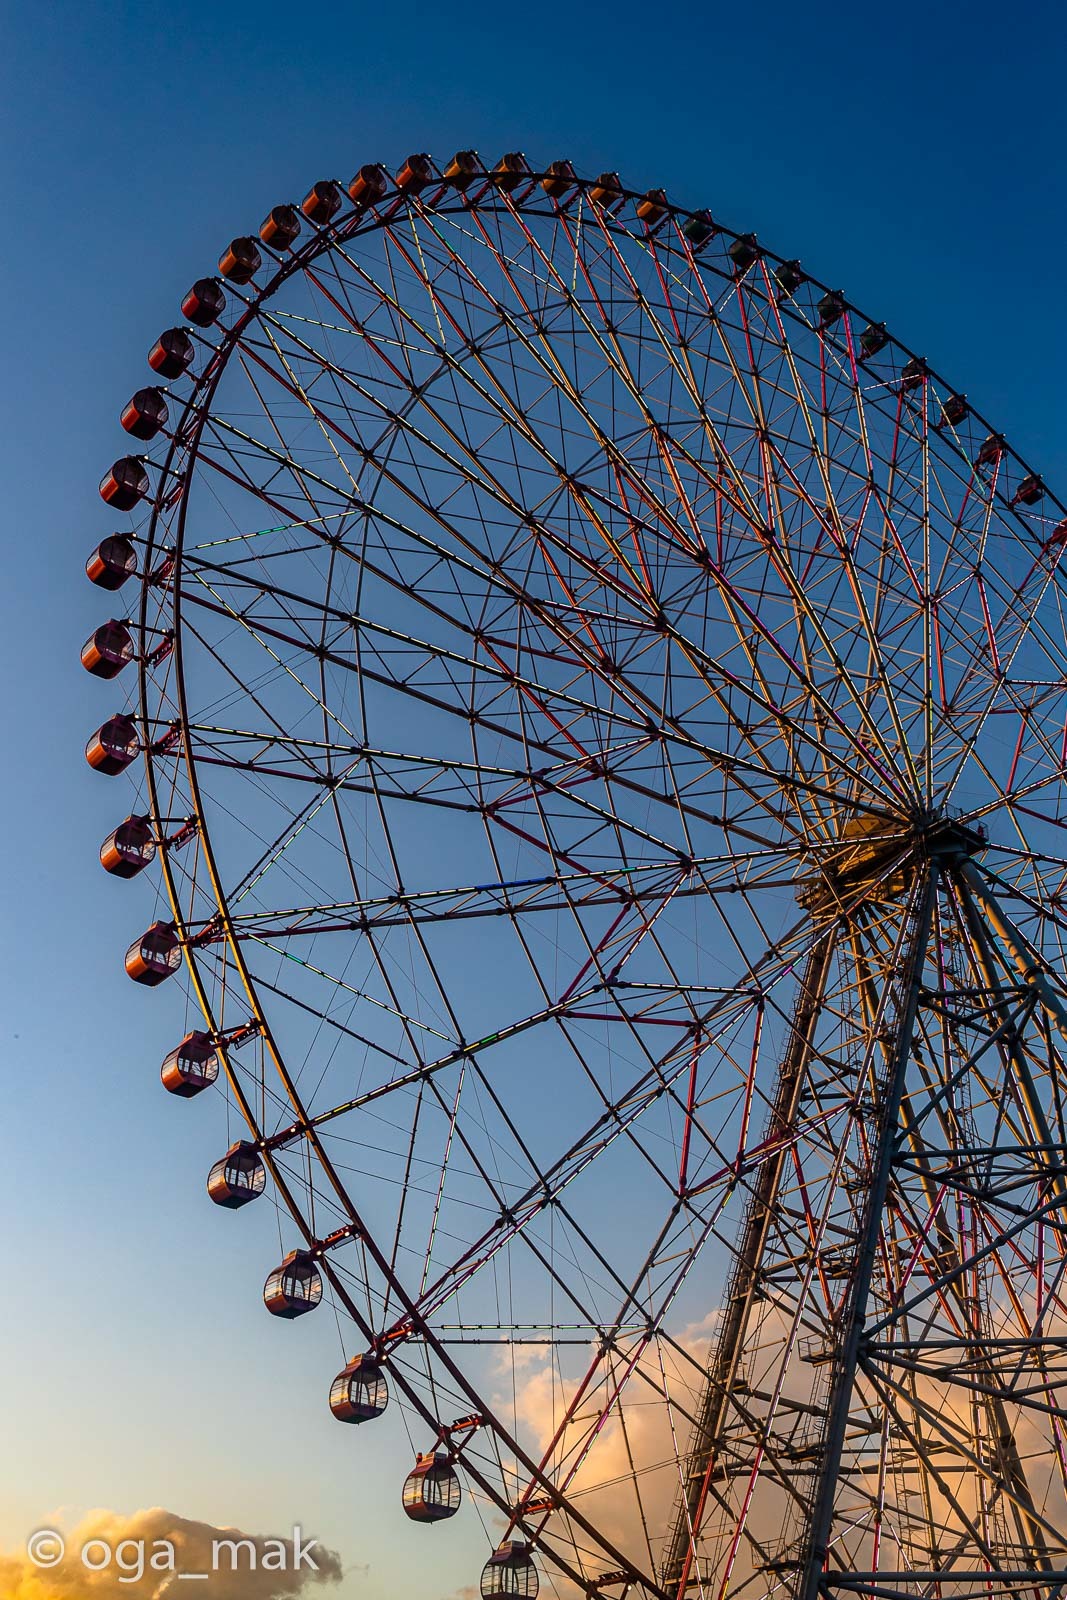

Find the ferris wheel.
[{"left": 83, "top": 150, "right": 1067, "bottom": 1600}]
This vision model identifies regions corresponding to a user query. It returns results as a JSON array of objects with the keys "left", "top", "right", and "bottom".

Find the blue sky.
[{"left": 2, "top": 0, "right": 1065, "bottom": 1594}]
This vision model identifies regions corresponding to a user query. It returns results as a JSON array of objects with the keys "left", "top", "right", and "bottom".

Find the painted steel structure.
[{"left": 82, "top": 152, "right": 1067, "bottom": 1600}]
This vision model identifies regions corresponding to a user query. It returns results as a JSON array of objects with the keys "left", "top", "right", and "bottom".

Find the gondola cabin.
[
  {"left": 729, "top": 233, "right": 760, "bottom": 272},
  {"left": 182, "top": 278, "right": 227, "bottom": 326},
  {"left": 86, "top": 714, "right": 139, "bottom": 775},
  {"left": 588, "top": 171, "right": 623, "bottom": 209},
  {"left": 394, "top": 154, "right": 433, "bottom": 194},
  {"left": 402, "top": 1452, "right": 462, "bottom": 1522},
  {"left": 125, "top": 921, "right": 181, "bottom": 986},
  {"left": 859, "top": 322, "right": 888, "bottom": 360},
  {"left": 939, "top": 393, "right": 968, "bottom": 428},
  {"left": 301, "top": 181, "right": 343, "bottom": 224},
  {"left": 636, "top": 188, "right": 668, "bottom": 226},
  {"left": 148, "top": 327, "right": 195, "bottom": 379},
  {"left": 683, "top": 210, "right": 716, "bottom": 248},
  {"left": 260, "top": 206, "right": 301, "bottom": 250},
  {"left": 490, "top": 153, "right": 531, "bottom": 193},
  {"left": 121, "top": 387, "right": 169, "bottom": 441},
  {"left": 900, "top": 356, "right": 927, "bottom": 391},
  {"left": 348, "top": 165, "right": 389, "bottom": 206},
  {"left": 264, "top": 1249, "right": 322, "bottom": 1318},
  {"left": 218, "top": 237, "right": 261, "bottom": 284},
  {"left": 86, "top": 534, "right": 138, "bottom": 590},
  {"left": 99, "top": 457, "right": 149, "bottom": 512},
  {"left": 444, "top": 150, "right": 485, "bottom": 191},
  {"left": 100, "top": 815, "right": 155, "bottom": 878},
  {"left": 329, "top": 1355, "right": 389, "bottom": 1423},
  {"left": 208, "top": 1140, "right": 265, "bottom": 1206},
  {"left": 162, "top": 1030, "right": 220, "bottom": 1098},
  {"left": 1014, "top": 473, "right": 1044, "bottom": 506},
  {"left": 81, "top": 620, "right": 134, "bottom": 679},
  {"left": 480, "top": 1544, "right": 539, "bottom": 1600},
  {"left": 817, "top": 289, "right": 847, "bottom": 328},
  {"left": 540, "top": 159, "right": 576, "bottom": 199},
  {"left": 774, "top": 258, "right": 804, "bottom": 295}
]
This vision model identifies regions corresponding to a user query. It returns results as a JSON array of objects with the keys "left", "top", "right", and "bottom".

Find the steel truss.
[{"left": 83, "top": 153, "right": 1067, "bottom": 1599}]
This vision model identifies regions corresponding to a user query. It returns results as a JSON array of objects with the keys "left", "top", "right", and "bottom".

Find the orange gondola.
[
  {"left": 99, "top": 815, "right": 155, "bottom": 878},
  {"left": 208, "top": 1141, "right": 265, "bottom": 1205},
  {"left": 162, "top": 1031, "right": 220, "bottom": 1097},
  {"left": 181, "top": 277, "right": 226, "bottom": 326},
  {"left": 218, "top": 236, "right": 261, "bottom": 284},
  {"left": 148, "top": 327, "right": 195, "bottom": 379},
  {"left": 348, "top": 164, "right": 389, "bottom": 206},
  {"left": 85, "top": 713, "right": 139, "bottom": 775},
  {"left": 301, "top": 181, "right": 343, "bottom": 225},
  {"left": 259, "top": 205, "right": 301, "bottom": 250},
  {"left": 86, "top": 534, "right": 137, "bottom": 590},
  {"left": 81, "top": 619, "right": 134, "bottom": 679},
  {"left": 125, "top": 921, "right": 181, "bottom": 986}
]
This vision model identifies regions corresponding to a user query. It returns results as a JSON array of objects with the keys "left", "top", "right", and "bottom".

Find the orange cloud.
[{"left": 0, "top": 1509, "right": 344, "bottom": 1600}]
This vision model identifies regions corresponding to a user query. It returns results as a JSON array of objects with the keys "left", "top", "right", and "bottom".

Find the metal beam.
[
  {"left": 661, "top": 928, "right": 838, "bottom": 1593},
  {"left": 797, "top": 870, "right": 937, "bottom": 1600}
]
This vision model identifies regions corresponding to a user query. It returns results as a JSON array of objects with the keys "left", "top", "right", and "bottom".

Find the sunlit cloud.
[{"left": 1, "top": 1509, "right": 344, "bottom": 1600}]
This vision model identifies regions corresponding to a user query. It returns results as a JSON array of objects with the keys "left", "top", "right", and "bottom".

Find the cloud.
[
  {"left": 493, "top": 1310, "right": 724, "bottom": 1584},
  {"left": 1, "top": 1509, "right": 344, "bottom": 1600}
]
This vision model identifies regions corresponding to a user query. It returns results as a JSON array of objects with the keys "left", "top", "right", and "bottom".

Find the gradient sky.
[{"left": 2, "top": 0, "right": 1066, "bottom": 1594}]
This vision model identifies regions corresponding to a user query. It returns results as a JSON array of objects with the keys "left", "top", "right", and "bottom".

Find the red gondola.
[
  {"left": 329, "top": 1354, "right": 389, "bottom": 1423},
  {"left": 125, "top": 921, "right": 181, "bottom": 986},
  {"left": 480, "top": 1543, "right": 539, "bottom": 1600},
  {"left": 402, "top": 1452, "right": 462, "bottom": 1522},
  {"left": 263, "top": 1249, "right": 322, "bottom": 1318},
  {"left": 99, "top": 815, "right": 155, "bottom": 878},
  {"left": 99, "top": 457, "right": 149, "bottom": 512},
  {"left": 218, "top": 236, "right": 261, "bottom": 284},
  {"left": 81, "top": 619, "right": 134, "bottom": 679},
  {"left": 86, "top": 534, "right": 138, "bottom": 591},
  {"left": 301, "top": 181, "right": 343, "bottom": 225},
  {"left": 208, "top": 1141, "right": 265, "bottom": 1206},
  {"left": 260, "top": 205, "right": 301, "bottom": 250},
  {"left": 121, "top": 387, "right": 169, "bottom": 441},
  {"left": 977, "top": 433, "right": 1004, "bottom": 467},
  {"left": 162, "top": 1030, "right": 220, "bottom": 1097},
  {"left": 348, "top": 164, "right": 389, "bottom": 206},
  {"left": 148, "top": 327, "right": 195, "bottom": 379},
  {"left": 85, "top": 714, "right": 139, "bottom": 775},
  {"left": 181, "top": 278, "right": 226, "bottom": 326}
]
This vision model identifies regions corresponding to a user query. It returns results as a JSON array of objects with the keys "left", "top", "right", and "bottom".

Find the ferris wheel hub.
[{"left": 799, "top": 809, "right": 985, "bottom": 909}]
